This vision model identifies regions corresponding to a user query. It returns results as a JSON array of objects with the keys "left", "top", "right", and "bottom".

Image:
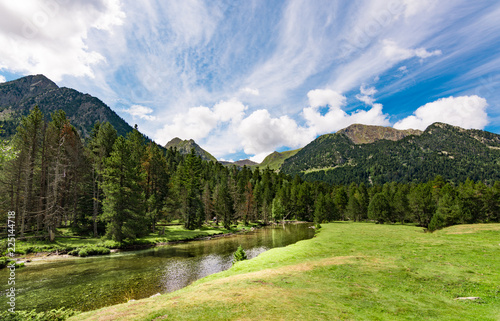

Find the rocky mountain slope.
[
  {"left": 165, "top": 137, "right": 217, "bottom": 162},
  {"left": 0, "top": 75, "right": 133, "bottom": 138}
]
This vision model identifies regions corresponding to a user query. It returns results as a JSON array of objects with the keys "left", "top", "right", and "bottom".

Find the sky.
[{"left": 0, "top": 0, "right": 499, "bottom": 162}]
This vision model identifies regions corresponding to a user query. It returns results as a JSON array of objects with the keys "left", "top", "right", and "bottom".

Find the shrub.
[
  {"left": 78, "top": 249, "right": 88, "bottom": 257},
  {"left": 0, "top": 308, "right": 78, "bottom": 321},
  {"left": 233, "top": 245, "right": 247, "bottom": 264},
  {"left": 0, "top": 256, "right": 9, "bottom": 268}
]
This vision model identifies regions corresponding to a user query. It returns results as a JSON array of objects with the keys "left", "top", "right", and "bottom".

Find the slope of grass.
[
  {"left": 258, "top": 148, "right": 301, "bottom": 171},
  {"left": 70, "top": 223, "right": 500, "bottom": 321}
]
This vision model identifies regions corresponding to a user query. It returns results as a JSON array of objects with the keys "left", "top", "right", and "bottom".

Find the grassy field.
[
  {"left": 9, "top": 223, "right": 257, "bottom": 258},
  {"left": 70, "top": 222, "right": 500, "bottom": 321}
]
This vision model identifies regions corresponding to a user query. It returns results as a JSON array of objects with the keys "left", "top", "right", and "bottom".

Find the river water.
[{"left": 0, "top": 223, "right": 314, "bottom": 312}]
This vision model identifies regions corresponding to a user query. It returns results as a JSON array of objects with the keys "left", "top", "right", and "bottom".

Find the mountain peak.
[
  {"left": 164, "top": 137, "right": 216, "bottom": 162},
  {"left": 338, "top": 123, "right": 422, "bottom": 144},
  {"left": 0, "top": 74, "right": 133, "bottom": 138}
]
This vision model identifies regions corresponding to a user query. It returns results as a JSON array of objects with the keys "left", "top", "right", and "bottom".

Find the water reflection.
[{"left": 0, "top": 223, "right": 313, "bottom": 312}]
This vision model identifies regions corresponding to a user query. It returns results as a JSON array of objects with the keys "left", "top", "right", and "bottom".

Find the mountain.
[
  {"left": 220, "top": 159, "right": 259, "bottom": 167},
  {"left": 281, "top": 123, "right": 500, "bottom": 185},
  {"left": 258, "top": 148, "right": 301, "bottom": 171},
  {"left": 165, "top": 137, "right": 217, "bottom": 162},
  {"left": 337, "top": 123, "right": 422, "bottom": 144},
  {"left": 0, "top": 74, "right": 133, "bottom": 138}
]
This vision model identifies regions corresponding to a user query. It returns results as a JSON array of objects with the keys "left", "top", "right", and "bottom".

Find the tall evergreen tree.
[{"left": 101, "top": 136, "right": 147, "bottom": 242}]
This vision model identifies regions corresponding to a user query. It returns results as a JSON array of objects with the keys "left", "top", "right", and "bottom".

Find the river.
[{"left": 0, "top": 223, "right": 314, "bottom": 312}]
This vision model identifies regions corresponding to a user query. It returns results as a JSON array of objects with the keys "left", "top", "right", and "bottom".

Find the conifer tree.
[{"left": 101, "top": 136, "right": 147, "bottom": 242}]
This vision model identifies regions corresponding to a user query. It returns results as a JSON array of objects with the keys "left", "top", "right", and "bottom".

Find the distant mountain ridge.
[
  {"left": 338, "top": 123, "right": 422, "bottom": 144},
  {"left": 0, "top": 74, "right": 134, "bottom": 138},
  {"left": 281, "top": 122, "right": 500, "bottom": 185},
  {"left": 165, "top": 137, "right": 217, "bottom": 162}
]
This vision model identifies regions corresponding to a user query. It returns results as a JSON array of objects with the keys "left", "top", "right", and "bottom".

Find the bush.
[
  {"left": 0, "top": 308, "right": 78, "bottom": 321},
  {"left": 233, "top": 245, "right": 247, "bottom": 264},
  {"left": 86, "top": 246, "right": 110, "bottom": 256},
  {"left": 71, "top": 246, "right": 110, "bottom": 257},
  {"left": 0, "top": 257, "right": 25, "bottom": 269},
  {"left": 0, "top": 256, "right": 9, "bottom": 268},
  {"left": 100, "top": 240, "right": 121, "bottom": 249},
  {"left": 428, "top": 212, "right": 446, "bottom": 232}
]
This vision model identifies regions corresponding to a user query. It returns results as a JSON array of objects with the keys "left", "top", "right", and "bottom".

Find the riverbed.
[{"left": 0, "top": 223, "right": 314, "bottom": 312}]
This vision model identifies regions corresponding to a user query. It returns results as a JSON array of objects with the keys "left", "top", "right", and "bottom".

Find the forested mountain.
[
  {"left": 0, "top": 75, "right": 133, "bottom": 138},
  {"left": 281, "top": 123, "right": 500, "bottom": 185},
  {"left": 165, "top": 137, "right": 217, "bottom": 162}
]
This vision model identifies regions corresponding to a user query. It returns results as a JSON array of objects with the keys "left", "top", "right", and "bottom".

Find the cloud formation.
[
  {"left": 0, "top": 0, "right": 125, "bottom": 81},
  {"left": 155, "top": 88, "right": 392, "bottom": 161},
  {"left": 394, "top": 95, "right": 488, "bottom": 130},
  {"left": 123, "top": 105, "right": 156, "bottom": 121}
]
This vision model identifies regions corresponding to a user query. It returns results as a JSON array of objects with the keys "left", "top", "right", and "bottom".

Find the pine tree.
[
  {"left": 101, "top": 136, "right": 147, "bottom": 242},
  {"left": 214, "top": 177, "right": 234, "bottom": 229},
  {"left": 87, "top": 122, "right": 117, "bottom": 236},
  {"left": 368, "top": 192, "right": 392, "bottom": 224}
]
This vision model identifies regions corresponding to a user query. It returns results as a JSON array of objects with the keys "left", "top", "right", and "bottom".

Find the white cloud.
[
  {"left": 213, "top": 99, "right": 246, "bottom": 122},
  {"left": 0, "top": 0, "right": 125, "bottom": 81},
  {"left": 237, "top": 109, "right": 315, "bottom": 157},
  {"left": 123, "top": 105, "right": 156, "bottom": 121},
  {"left": 394, "top": 95, "right": 488, "bottom": 130},
  {"left": 0, "top": 75, "right": 5, "bottom": 83},
  {"left": 382, "top": 40, "right": 441, "bottom": 62},
  {"left": 331, "top": 39, "right": 442, "bottom": 93},
  {"left": 356, "top": 85, "right": 378, "bottom": 105},
  {"left": 241, "top": 87, "right": 260, "bottom": 96},
  {"left": 155, "top": 99, "right": 246, "bottom": 145},
  {"left": 303, "top": 89, "right": 390, "bottom": 134},
  {"left": 307, "top": 89, "right": 347, "bottom": 109}
]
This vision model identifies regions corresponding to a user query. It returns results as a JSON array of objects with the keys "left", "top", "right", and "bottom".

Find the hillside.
[
  {"left": 165, "top": 137, "right": 217, "bottom": 162},
  {"left": 281, "top": 123, "right": 500, "bottom": 185},
  {"left": 0, "top": 75, "right": 133, "bottom": 138},
  {"left": 258, "top": 148, "right": 301, "bottom": 171}
]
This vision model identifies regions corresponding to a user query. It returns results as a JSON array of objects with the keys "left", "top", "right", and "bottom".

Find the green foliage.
[
  {"left": 368, "top": 192, "right": 393, "bottom": 224},
  {"left": 78, "top": 249, "right": 88, "bottom": 257},
  {"left": 233, "top": 245, "right": 247, "bottom": 264},
  {"left": 0, "top": 308, "right": 78, "bottom": 321},
  {"left": 101, "top": 134, "right": 147, "bottom": 242}
]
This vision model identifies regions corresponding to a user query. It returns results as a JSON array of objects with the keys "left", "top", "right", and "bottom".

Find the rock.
[
  {"left": 454, "top": 297, "right": 481, "bottom": 300},
  {"left": 150, "top": 293, "right": 161, "bottom": 298}
]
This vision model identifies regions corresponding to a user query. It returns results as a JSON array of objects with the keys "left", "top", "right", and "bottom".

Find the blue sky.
[{"left": 0, "top": 0, "right": 499, "bottom": 161}]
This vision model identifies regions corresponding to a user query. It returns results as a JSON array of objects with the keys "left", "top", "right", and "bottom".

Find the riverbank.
[
  {"left": 70, "top": 222, "right": 500, "bottom": 320},
  {"left": 8, "top": 222, "right": 266, "bottom": 264}
]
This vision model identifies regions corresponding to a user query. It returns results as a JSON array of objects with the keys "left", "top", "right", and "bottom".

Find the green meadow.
[{"left": 70, "top": 222, "right": 500, "bottom": 320}]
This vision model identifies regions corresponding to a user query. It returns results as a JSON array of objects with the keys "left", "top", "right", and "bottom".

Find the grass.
[
  {"left": 69, "top": 222, "right": 500, "bottom": 321},
  {"left": 9, "top": 223, "right": 256, "bottom": 258},
  {"left": 257, "top": 148, "right": 301, "bottom": 171}
]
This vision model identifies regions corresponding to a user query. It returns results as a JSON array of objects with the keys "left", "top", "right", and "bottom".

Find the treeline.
[{"left": 1, "top": 108, "right": 499, "bottom": 242}]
